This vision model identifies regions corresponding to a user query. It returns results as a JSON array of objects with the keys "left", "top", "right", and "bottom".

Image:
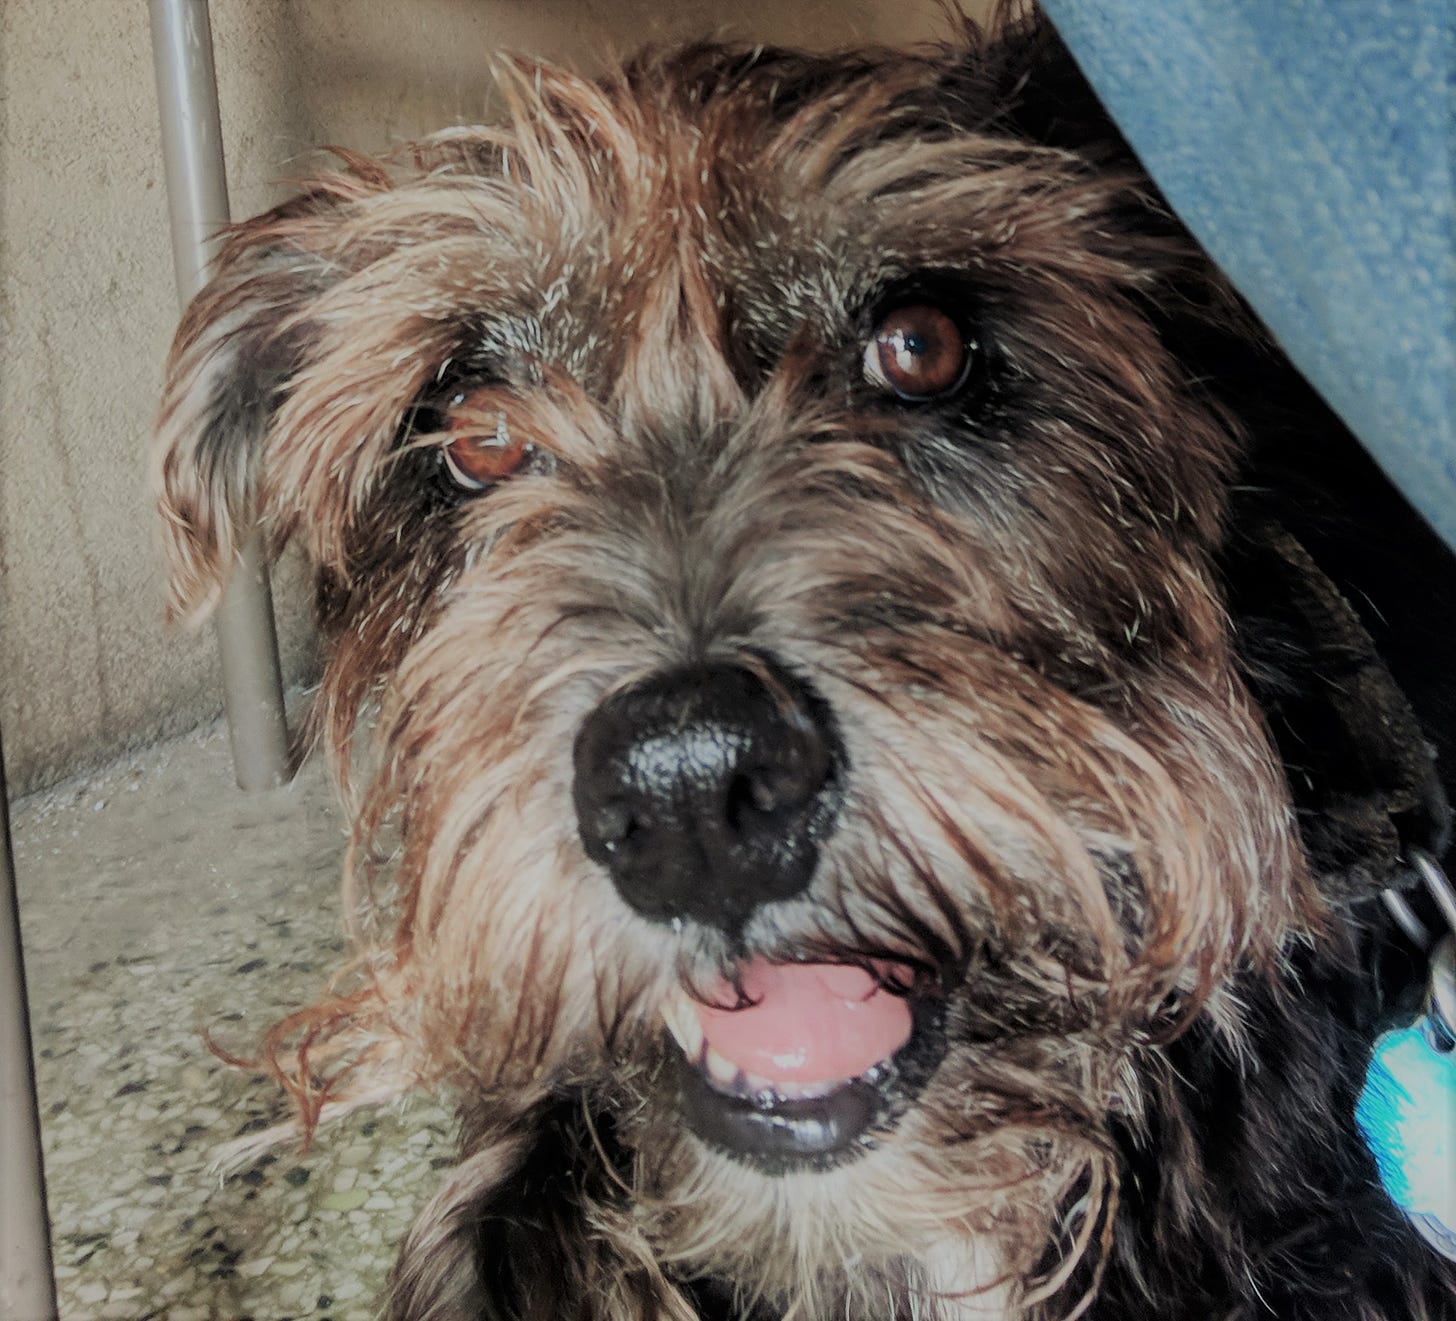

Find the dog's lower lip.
[{"left": 673, "top": 1054, "right": 885, "bottom": 1169}]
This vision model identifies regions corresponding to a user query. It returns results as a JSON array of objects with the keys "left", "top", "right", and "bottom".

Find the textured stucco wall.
[{"left": 0, "top": 0, "right": 986, "bottom": 794}]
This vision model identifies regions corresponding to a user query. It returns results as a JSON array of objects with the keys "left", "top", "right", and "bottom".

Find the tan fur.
[{"left": 152, "top": 19, "right": 1354, "bottom": 1321}]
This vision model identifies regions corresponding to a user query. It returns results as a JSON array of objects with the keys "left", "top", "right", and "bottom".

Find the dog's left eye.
[
  {"left": 862, "top": 304, "right": 973, "bottom": 402},
  {"left": 440, "top": 387, "right": 534, "bottom": 492}
]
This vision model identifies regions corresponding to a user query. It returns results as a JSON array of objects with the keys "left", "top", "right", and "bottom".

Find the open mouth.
[{"left": 661, "top": 959, "right": 945, "bottom": 1171}]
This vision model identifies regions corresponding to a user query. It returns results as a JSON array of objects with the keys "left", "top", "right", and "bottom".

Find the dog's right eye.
[
  {"left": 861, "top": 304, "right": 974, "bottom": 402},
  {"left": 439, "top": 386, "right": 534, "bottom": 492}
]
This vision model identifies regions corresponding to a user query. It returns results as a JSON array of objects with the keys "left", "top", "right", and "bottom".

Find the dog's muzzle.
[
  {"left": 572, "top": 657, "right": 844, "bottom": 932},
  {"left": 574, "top": 663, "right": 944, "bottom": 1166}
]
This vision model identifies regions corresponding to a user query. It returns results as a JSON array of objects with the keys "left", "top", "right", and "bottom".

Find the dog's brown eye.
[
  {"left": 441, "top": 387, "right": 532, "bottom": 492},
  {"left": 862, "top": 304, "right": 972, "bottom": 401}
]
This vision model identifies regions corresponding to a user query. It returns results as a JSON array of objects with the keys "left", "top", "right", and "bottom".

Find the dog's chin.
[{"left": 659, "top": 961, "right": 948, "bottom": 1174}]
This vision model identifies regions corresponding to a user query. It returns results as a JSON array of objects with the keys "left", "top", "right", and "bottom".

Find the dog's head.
[{"left": 155, "top": 21, "right": 1443, "bottom": 1317}]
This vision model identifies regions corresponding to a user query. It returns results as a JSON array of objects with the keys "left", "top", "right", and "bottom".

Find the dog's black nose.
[{"left": 573, "top": 660, "right": 843, "bottom": 930}]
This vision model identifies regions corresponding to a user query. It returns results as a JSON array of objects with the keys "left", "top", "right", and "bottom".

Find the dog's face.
[{"left": 157, "top": 35, "right": 1323, "bottom": 1316}]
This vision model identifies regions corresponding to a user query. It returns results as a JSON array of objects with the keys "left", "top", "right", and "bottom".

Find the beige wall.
[{"left": 0, "top": 0, "right": 987, "bottom": 794}]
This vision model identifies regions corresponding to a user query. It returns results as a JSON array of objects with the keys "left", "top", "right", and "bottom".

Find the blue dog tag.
[
  {"left": 1362, "top": 856, "right": 1456, "bottom": 1259},
  {"left": 1356, "top": 1016, "right": 1456, "bottom": 1258}
]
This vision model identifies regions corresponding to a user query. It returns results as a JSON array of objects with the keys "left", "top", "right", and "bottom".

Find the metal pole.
[
  {"left": 0, "top": 732, "right": 57, "bottom": 1321},
  {"left": 150, "top": 0, "right": 291, "bottom": 790}
]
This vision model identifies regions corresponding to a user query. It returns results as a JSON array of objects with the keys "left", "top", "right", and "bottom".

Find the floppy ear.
[
  {"left": 1224, "top": 507, "right": 1452, "bottom": 907},
  {"left": 153, "top": 164, "right": 388, "bottom": 624}
]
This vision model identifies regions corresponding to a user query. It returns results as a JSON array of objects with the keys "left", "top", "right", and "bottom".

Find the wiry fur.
[{"left": 155, "top": 12, "right": 1455, "bottom": 1320}]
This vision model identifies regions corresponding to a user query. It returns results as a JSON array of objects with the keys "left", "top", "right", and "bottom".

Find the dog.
[{"left": 154, "top": 11, "right": 1456, "bottom": 1318}]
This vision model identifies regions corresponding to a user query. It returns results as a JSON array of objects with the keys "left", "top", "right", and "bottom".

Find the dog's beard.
[{"left": 273, "top": 499, "right": 1303, "bottom": 1314}]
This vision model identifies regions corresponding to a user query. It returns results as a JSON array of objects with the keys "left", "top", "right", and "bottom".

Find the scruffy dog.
[{"left": 154, "top": 12, "right": 1455, "bottom": 1319}]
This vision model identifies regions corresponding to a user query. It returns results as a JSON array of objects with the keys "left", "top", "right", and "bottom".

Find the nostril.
[
  {"left": 745, "top": 768, "right": 782, "bottom": 815},
  {"left": 726, "top": 770, "right": 774, "bottom": 831},
  {"left": 731, "top": 763, "right": 810, "bottom": 824},
  {"left": 590, "top": 799, "right": 635, "bottom": 853}
]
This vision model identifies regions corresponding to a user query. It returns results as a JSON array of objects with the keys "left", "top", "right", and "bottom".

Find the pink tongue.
[{"left": 696, "top": 960, "right": 914, "bottom": 1086}]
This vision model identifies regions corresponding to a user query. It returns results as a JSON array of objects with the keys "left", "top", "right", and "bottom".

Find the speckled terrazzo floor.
[{"left": 12, "top": 720, "right": 456, "bottom": 1320}]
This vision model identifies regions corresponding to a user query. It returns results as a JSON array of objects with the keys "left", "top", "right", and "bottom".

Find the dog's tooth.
[
  {"left": 751, "top": 1072, "right": 842, "bottom": 1102},
  {"left": 660, "top": 993, "right": 704, "bottom": 1058},
  {"left": 743, "top": 1067, "right": 793, "bottom": 1099},
  {"left": 702, "top": 1042, "right": 743, "bottom": 1091}
]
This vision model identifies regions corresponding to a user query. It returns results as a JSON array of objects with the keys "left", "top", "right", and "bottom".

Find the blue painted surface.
[{"left": 1038, "top": 0, "right": 1456, "bottom": 549}]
